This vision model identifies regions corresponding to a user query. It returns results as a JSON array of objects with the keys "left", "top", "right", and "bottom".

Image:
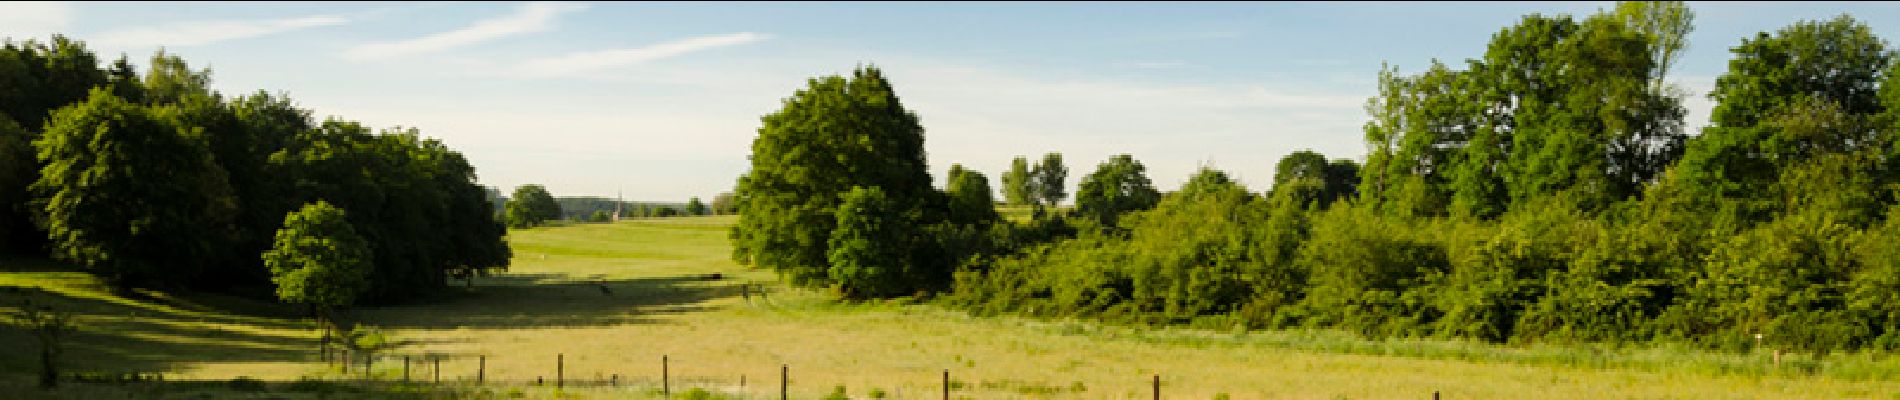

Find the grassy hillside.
[{"left": 2, "top": 215, "right": 1897, "bottom": 399}]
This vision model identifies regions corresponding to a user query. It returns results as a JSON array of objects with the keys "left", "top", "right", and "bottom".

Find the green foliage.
[
  {"left": 271, "top": 121, "right": 510, "bottom": 302},
  {"left": 732, "top": 66, "right": 941, "bottom": 290},
  {"left": 263, "top": 201, "right": 371, "bottom": 311},
  {"left": 506, "top": 184, "right": 561, "bottom": 228},
  {"left": 1270, "top": 151, "right": 1359, "bottom": 209},
  {"left": 946, "top": 164, "right": 1000, "bottom": 226},
  {"left": 828, "top": 187, "right": 911, "bottom": 298},
  {"left": 1074, "top": 154, "right": 1159, "bottom": 229},
  {"left": 1001, "top": 156, "right": 1033, "bottom": 206},
  {"left": 31, "top": 88, "right": 235, "bottom": 289},
  {"left": 686, "top": 197, "right": 708, "bottom": 216},
  {"left": 0, "top": 38, "right": 508, "bottom": 302},
  {"left": 1030, "top": 153, "right": 1068, "bottom": 208}
]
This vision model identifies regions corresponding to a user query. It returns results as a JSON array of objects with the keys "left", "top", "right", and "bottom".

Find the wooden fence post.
[
  {"left": 434, "top": 356, "right": 440, "bottom": 383},
  {"left": 1152, "top": 374, "right": 1159, "bottom": 400},
  {"left": 663, "top": 355, "right": 671, "bottom": 396},
  {"left": 403, "top": 356, "right": 411, "bottom": 382},
  {"left": 478, "top": 355, "right": 486, "bottom": 384},
  {"left": 781, "top": 364, "right": 788, "bottom": 400},
  {"left": 557, "top": 353, "right": 565, "bottom": 389},
  {"left": 943, "top": 369, "right": 950, "bottom": 400}
]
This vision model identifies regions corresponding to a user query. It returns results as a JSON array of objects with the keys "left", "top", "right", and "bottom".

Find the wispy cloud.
[
  {"left": 344, "top": 1, "right": 587, "bottom": 61},
  {"left": 518, "top": 32, "right": 770, "bottom": 76},
  {"left": 0, "top": 1, "right": 74, "bottom": 39},
  {"left": 93, "top": 15, "right": 347, "bottom": 48}
]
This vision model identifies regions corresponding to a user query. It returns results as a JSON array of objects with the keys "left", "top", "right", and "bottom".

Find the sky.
[{"left": 5, "top": 1, "right": 1900, "bottom": 203}]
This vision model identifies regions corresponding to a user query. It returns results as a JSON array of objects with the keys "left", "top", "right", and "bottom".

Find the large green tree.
[
  {"left": 1074, "top": 154, "right": 1159, "bottom": 228},
  {"left": 1675, "top": 15, "right": 1895, "bottom": 224},
  {"left": 263, "top": 201, "right": 371, "bottom": 320},
  {"left": 0, "top": 36, "right": 116, "bottom": 254},
  {"left": 731, "top": 66, "right": 941, "bottom": 288},
  {"left": 1359, "top": 3, "right": 1688, "bottom": 218},
  {"left": 31, "top": 89, "right": 235, "bottom": 289}
]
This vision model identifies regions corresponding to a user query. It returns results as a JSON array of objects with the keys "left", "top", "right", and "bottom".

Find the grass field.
[{"left": 4, "top": 215, "right": 1900, "bottom": 399}]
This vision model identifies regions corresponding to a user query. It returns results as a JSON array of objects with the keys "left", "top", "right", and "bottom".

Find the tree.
[
  {"left": 1271, "top": 151, "right": 1360, "bottom": 208},
  {"left": 1677, "top": 14, "right": 1894, "bottom": 224},
  {"left": 731, "top": 66, "right": 940, "bottom": 288},
  {"left": 1000, "top": 156, "right": 1033, "bottom": 206},
  {"left": 271, "top": 121, "right": 509, "bottom": 302},
  {"left": 589, "top": 210, "right": 612, "bottom": 222},
  {"left": 686, "top": 197, "right": 708, "bottom": 216},
  {"left": 0, "top": 36, "right": 116, "bottom": 254},
  {"left": 1074, "top": 154, "right": 1160, "bottom": 228},
  {"left": 1615, "top": 1, "right": 1695, "bottom": 85},
  {"left": 1030, "top": 152, "right": 1068, "bottom": 209},
  {"left": 262, "top": 201, "right": 371, "bottom": 328},
  {"left": 31, "top": 89, "right": 235, "bottom": 289},
  {"left": 506, "top": 184, "right": 561, "bottom": 228},
  {"left": 6, "top": 300, "right": 76, "bottom": 389},
  {"left": 711, "top": 192, "right": 739, "bottom": 215},
  {"left": 945, "top": 164, "right": 999, "bottom": 225},
  {"left": 827, "top": 186, "right": 918, "bottom": 298}
]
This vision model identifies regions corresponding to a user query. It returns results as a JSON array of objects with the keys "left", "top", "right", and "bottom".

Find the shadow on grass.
[
  {"left": 0, "top": 285, "right": 317, "bottom": 379},
  {"left": 352, "top": 273, "right": 741, "bottom": 330}
]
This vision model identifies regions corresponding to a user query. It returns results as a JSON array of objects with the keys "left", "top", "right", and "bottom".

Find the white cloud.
[
  {"left": 93, "top": 15, "right": 347, "bottom": 48},
  {"left": 344, "top": 1, "right": 587, "bottom": 60},
  {"left": 0, "top": 1, "right": 74, "bottom": 39},
  {"left": 518, "top": 32, "right": 770, "bottom": 76}
]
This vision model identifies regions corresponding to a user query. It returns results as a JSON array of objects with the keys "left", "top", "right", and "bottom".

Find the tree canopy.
[
  {"left": 1073, "top": 154, "right": 1159, "bottom": 228},
  {"left": 731, "top": 66, "right": 942, "bottom": 288},
  {"left": 263, "top": 201, "right": 371, "bottom": 311},
  {"left": 1, "top": 36, "right": 507, "bottom": 301}
]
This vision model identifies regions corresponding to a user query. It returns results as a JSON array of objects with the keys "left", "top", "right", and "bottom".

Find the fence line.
[{"left": 312, "top": 348, "right": 1449, "bottom": 399}]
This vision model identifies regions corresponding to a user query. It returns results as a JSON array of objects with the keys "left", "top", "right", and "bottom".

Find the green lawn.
[{"left": 4, "top": 215, "right": 1898, "bottom": 399}]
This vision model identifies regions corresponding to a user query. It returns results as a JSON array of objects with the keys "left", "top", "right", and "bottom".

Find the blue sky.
[{"left": 5, "top": 2, "right": 1900, "bottom": 202}]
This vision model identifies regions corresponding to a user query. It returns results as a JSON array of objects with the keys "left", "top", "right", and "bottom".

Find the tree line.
[
  {"left": 496, "top": 184, "right": 731, "bottom": 228},
  {"left": 0, "top": 37, "right": 509, "bottom": 306},
  {"left": 733, "top": 2, "right": 1900, "bottom": 352}
]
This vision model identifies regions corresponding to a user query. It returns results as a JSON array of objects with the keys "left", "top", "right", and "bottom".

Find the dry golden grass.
[{"left": 4, "top": 215, "right": 1899, "bottom": 399}]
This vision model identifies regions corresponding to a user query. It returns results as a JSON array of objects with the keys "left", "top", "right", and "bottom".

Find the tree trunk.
[{"left": 38, "top": 342, "right": 56, "bottom": 389}]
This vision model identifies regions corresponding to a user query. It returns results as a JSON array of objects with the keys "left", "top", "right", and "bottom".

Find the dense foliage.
[
  {"left": 263, "top": 201, "right": 371, "bottom": 312},
  {"left": 0, "top": 36, "right": 508, "bottom": 302},
  {"left": 730, "top": 66, "right": 955, "bottom": 296},
  {"left": 504, "top": 184, "right": 562, "bottom": 228},
  {"left": 946, "top": 3, "right": 1900, "bottom": 353}
]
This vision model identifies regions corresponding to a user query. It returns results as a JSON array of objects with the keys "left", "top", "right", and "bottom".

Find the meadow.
[{"left": 3, "top": 215, "right": 1899, "bottom": 399}]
